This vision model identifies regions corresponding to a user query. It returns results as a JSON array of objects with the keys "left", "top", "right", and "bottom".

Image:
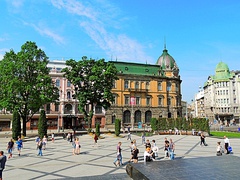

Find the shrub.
[
  {"left": 96, "top": 123, "right": 100, "bottom": 136},
  {"left": 115, "top": 119, "right": 121, "bottom": 136},
  {"left": 38, "top": 110, "right": 48, "bottom": 139}
]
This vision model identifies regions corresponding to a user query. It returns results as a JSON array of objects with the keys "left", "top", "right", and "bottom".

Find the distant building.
[
  {"left": 204, "top": 62, "right": 240, "bottom": 125},
  {"left": 194, "top": 86, "right": 205, "bottom": 118}
]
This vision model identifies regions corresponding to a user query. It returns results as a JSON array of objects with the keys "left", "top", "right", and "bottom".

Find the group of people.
[
  {"left": 216, "top": 135, "right": 231, "bottom": 156},
  {"left": 7, "top": 136, "right": 23, "bottom": 159},
  {"left": 113, "top": 136, "right": 176, "bottom": 167}
]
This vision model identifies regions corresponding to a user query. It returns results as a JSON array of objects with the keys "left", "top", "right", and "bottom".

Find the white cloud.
[
  {"left": 0, "top": 48, "right": 9, "bottom": 60},
  {"left": 51, "top": 0, "right": 153, "bottom": 63},
  {"left": 23, "top": 21, "right": 65, "bottom": 45}
]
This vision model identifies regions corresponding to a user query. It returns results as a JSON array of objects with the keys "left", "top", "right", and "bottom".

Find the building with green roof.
[{"left": 204, "top": 62, "right": 240, "bottom": 124}]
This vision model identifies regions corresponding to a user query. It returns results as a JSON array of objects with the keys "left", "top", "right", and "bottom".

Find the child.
[{"left": 216, "top": 142, "right": 223, "bottom": 156}]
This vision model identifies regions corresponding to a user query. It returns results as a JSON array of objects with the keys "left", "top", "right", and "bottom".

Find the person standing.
[
  {"left": 127, "top": 131, "right": 131, "bottom": 141},
  {"left": 169, "top": 138, "right": 175, "bottom": 160},
  {"left": 7, "top": 139, "right": 14, "bottom": 159},
  {"left": 131, "top": 145, "right": 139, "bottom": 163},
  {"left": 42, "top": 135, "right": 47, "bottom": 150},
  {"left": 16, "top": 137, "right": 23, "bottom": 156},
  {"left": 35, "top": 136, "right": 40, "bottom": 149},
  {"left": 164, "top": 137, "right": 170, "bottom": 158},
  {"left": 75, "top": 137, "right": 80, "bottom": 155},
  {"left": 51, "top": 133, "right": 55, "bottom": 143},
  {"left": 113, "top": 142, "right": 122, "bottom": 166},
  {"left": 224, "top": 136, "right": 230, "bottom": 154},
  {"left": 141, "top": 133, "right": 145, "bottom": 145},
  {"left": 37, "top": 139, "right": 43, "bottom": 156},
  {"left": 0, "top": 151, "right": 7, "bottom": 180}
]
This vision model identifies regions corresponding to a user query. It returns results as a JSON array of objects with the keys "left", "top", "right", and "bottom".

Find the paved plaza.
[{"left": 1, "top": 131, "right": 240, "bottom": 180}]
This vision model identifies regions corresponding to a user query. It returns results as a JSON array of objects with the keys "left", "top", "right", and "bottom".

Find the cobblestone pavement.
[{"left": 1, "top": 132, "right": 240, "bottom": 180}]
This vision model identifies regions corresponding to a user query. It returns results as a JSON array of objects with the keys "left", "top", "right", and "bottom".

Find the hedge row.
[{"left": 151, "top": 117, "right": 210, "bottom": 133}]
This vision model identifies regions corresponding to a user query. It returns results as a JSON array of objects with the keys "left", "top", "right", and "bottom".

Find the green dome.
[
  {"left": 214, "top": 62, "right": 231, "bottom": 81},
  {"left": 156, "top": 47, "right": 179, "bottom": 72}
]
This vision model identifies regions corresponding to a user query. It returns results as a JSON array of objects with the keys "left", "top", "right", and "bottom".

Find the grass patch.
[{"left": 210, "top": 131, "right": 240, "bottom": 138}]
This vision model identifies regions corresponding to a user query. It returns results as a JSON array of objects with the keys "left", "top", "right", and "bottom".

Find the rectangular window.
[
  {"left": 146, "top": 82, "right": 150, "bottom": 90},
  {"left": 158, "top": 82, "right": 162, "bottom": 91},
  {"left": 167, "top": 82, "right": 171, "bottom": 91},
  {"left": 158, "top": 97, "right": 163, "bottom": 106},
  {"left": 124, "top": 80, "right": 129, "bottom": 89},
  {"left": 125, "top": 96, "right": 129, "bottom": 105},
  {"left": 135, "top": 82, "right": 139, "bottom": 89},
  {"left": 56, "top": 79, "right": 60, "bottom": 87},
  {"left": 67, "top": 81, "right": 71, "bottom": 87},
  {"left": 136, "top": 97, "right": 140, "bottom": 105},
  {"left": 146, "top": 97, "right": 151, "bottom": 105},
  {"left": 112, "top": 95, "right": 117, "bottom": 105},
  {"left": 55, "top": 104, "right": 59, "bottom": 112},
  {"left": 95, "top": 106, "right": 102, "bottom": 114}
]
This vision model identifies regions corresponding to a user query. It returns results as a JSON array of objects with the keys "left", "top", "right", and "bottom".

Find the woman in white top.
[{"left": 42, "top": 135, "right": 47, "bottom": 150}]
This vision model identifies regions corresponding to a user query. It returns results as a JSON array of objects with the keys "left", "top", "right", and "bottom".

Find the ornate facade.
[{"left": 204, "top": 62, "right": 240, "bottom": 124}]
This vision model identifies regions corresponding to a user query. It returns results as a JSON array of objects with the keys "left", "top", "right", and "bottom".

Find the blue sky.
[{"left": 1, "top": 0, "right": 240, "bottom": 103}]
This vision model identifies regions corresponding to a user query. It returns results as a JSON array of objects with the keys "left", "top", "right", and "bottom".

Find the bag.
[
  {"left": 228, "top": 146, "right": 232, "bottom": 152},
  {"left": 79, "top": 145, "right": 81, "bottom": 148}
]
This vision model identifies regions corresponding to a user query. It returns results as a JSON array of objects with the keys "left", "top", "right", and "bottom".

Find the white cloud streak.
[
  {"left": 0, "top": 48, "right": 9, "bottom": 60},
  {"left": 51, "top": 0, "right": 153, "bottom": 62},
  {"left": 23, "top": 21, "right": 65, "bottom": 45}
]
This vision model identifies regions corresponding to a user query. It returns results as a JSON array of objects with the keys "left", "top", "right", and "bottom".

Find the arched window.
[
  {"left": 67, "top": 91, "right": 71, "bottom": 99},
  {"left": 135, "top": 82, "right": 139, "bottom": 89},
  {"left": 134, "top": 110, "right": 141, "bottom": 123},
  {"left": 64, "top": 104, "right": 72, "bottom": 114},
  {"left": 145, "top": 111, "right": 152, "bottom": 123},
  {"left": 123, "top": 110, "right": 131, "bottom": 123}
]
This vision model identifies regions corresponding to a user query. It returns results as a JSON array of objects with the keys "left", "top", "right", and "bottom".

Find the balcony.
[{"left": 127, "top": 88, "right": 148, "bottom": 93}]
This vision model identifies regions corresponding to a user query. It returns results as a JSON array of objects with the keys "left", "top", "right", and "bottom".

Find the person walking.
[
  {"left": 51, "top": 133, "right": 55, "bottom": 143},
  {"left": 37, "top": 139, "right": 43, "bottom": 156},
  {"left": 200, "top": 133, "right": 207, "bottom": 146},
  {"left": 224, "top": 136, "right": 230, "bottom": 154},
  {"left": 16, "top": 137, "right": 23, "bottom": 156},
  {"left": 113, "top": 142, "right": 122, "bottom": 166},
  {"left": 0, "top": 151, "right": 7, "bottom": 180},
  {"left": 93, "top": 133, "right": 98, "bottom": 147},
  {"left": 7, "top": 139, "right": 14, "bottom": 159},
  {"left": 35, "top": 136, "right": 40, "bottom": 149}
]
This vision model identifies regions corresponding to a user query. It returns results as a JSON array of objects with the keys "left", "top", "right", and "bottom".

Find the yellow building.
[{"left": 105, "top": 46, "right": 182, "bottom": 128}]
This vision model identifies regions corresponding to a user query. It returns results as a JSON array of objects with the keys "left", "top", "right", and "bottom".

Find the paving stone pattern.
[{"left": 0, "top": 131, "right": 240, "bottom": 180}]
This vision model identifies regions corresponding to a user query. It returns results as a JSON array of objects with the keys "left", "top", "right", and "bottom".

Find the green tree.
[
  {"left": 115, "top": 119, "right": 121, "bottom": 136},
  {"left": 12, "top": 110, "right": 21, "bottom": 140},
  {"left": 0, "top": 41, "right": 59, "bottom": 136},
  {"left": 62, "top": 57, "right": 118, "bottom": 128},
  {"left": 38, "top": 109, "right": 48, "bottom": 138}
]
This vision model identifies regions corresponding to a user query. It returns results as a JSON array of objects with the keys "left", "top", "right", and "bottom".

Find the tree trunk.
[{"left": 22, "top": 115, "right": 27, "bottom": 137}]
